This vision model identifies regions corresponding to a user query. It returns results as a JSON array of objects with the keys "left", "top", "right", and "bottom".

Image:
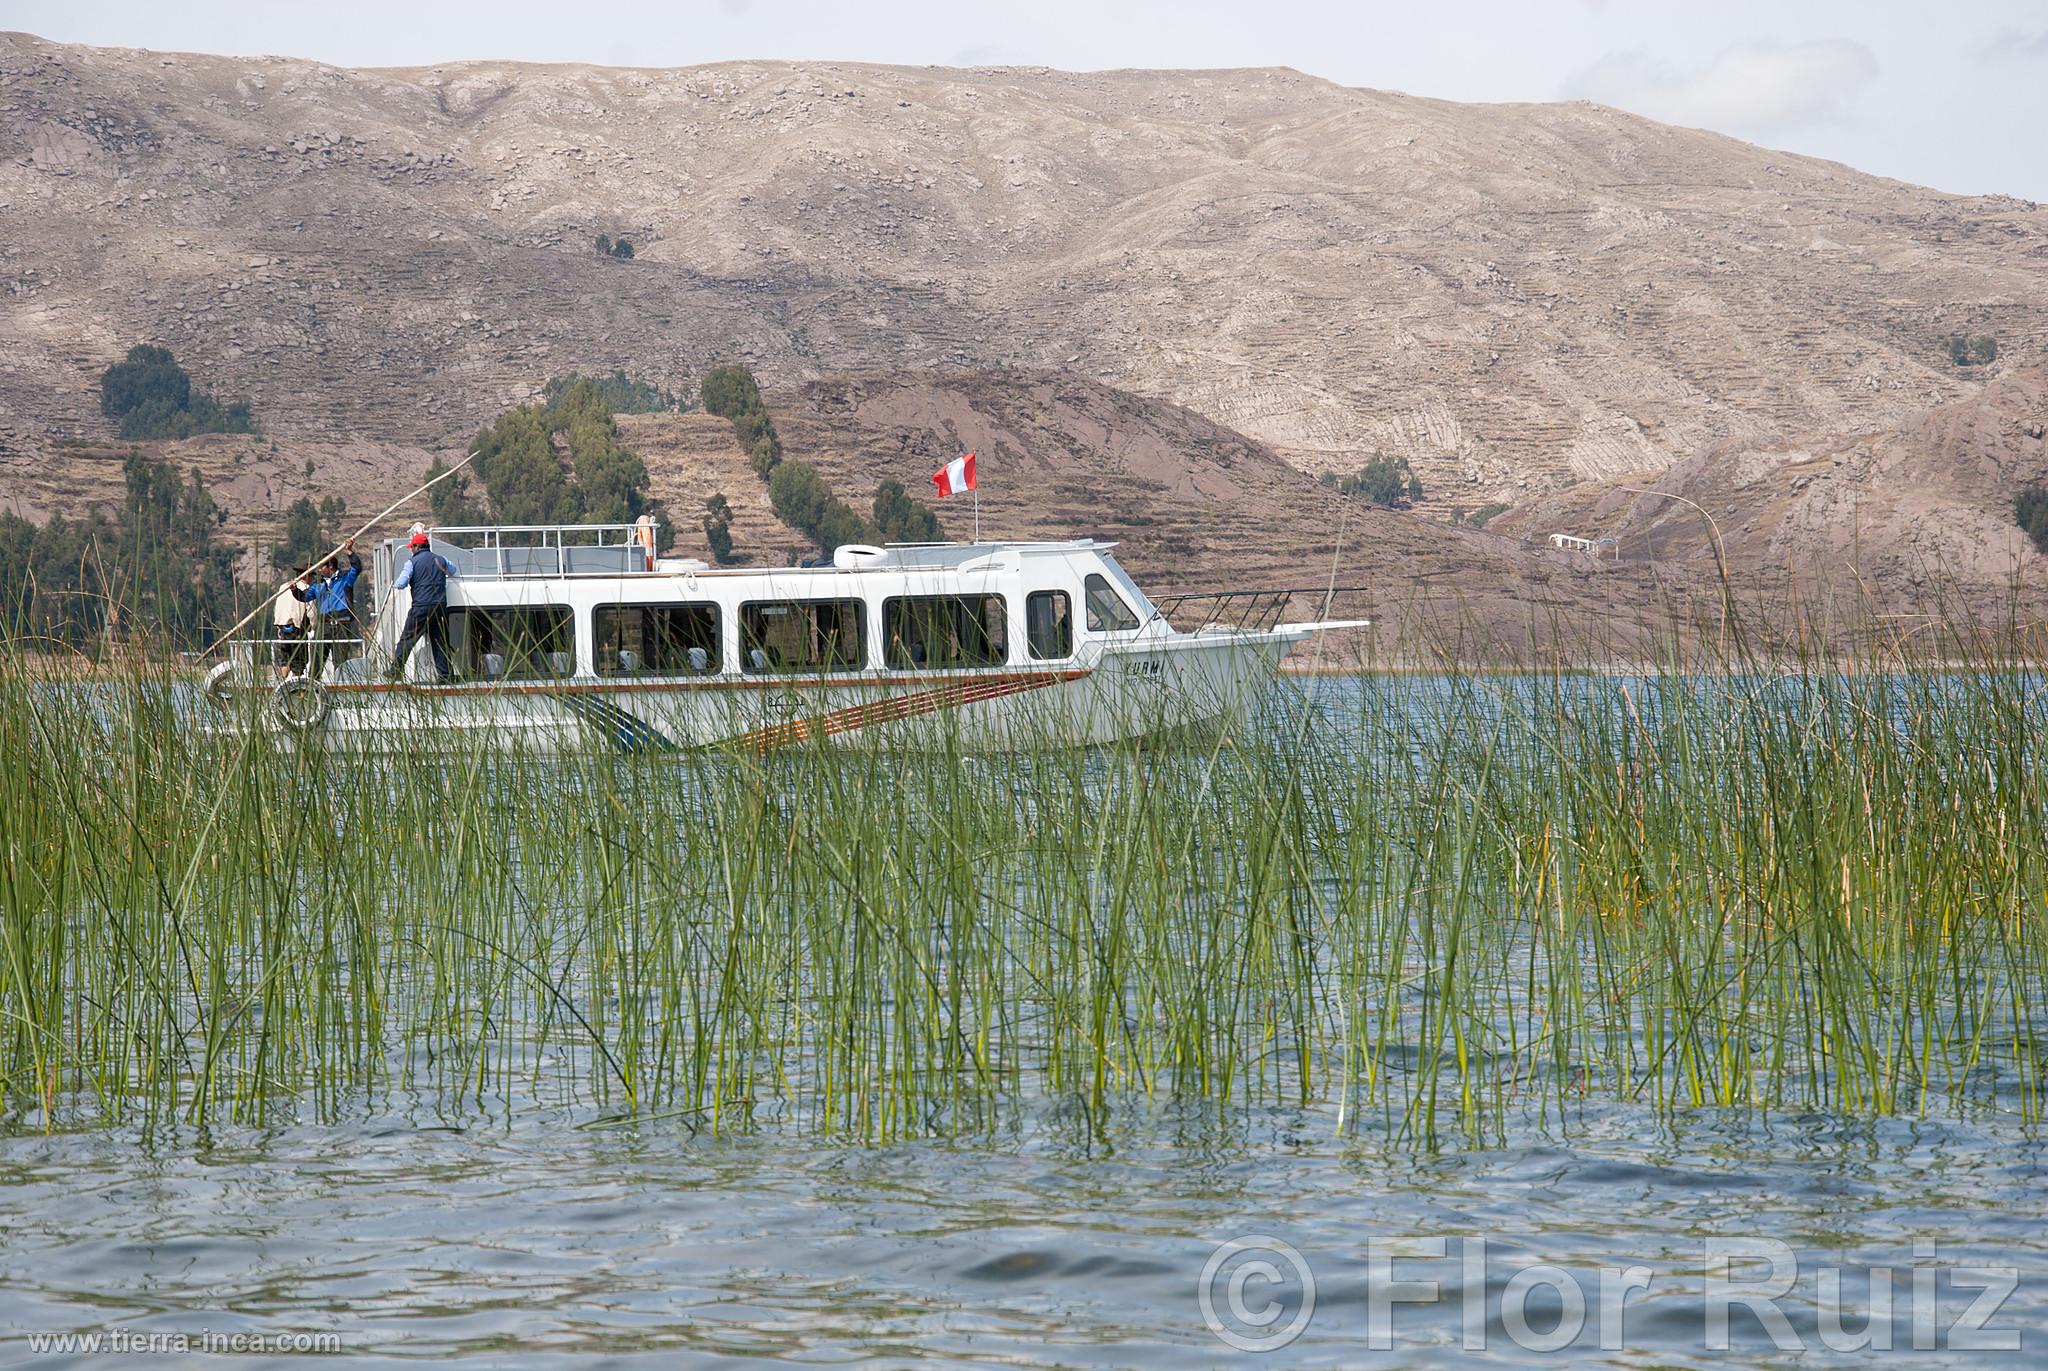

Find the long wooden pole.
[{"left": 202, "top": 448, "right": 480, "bottom": 656}]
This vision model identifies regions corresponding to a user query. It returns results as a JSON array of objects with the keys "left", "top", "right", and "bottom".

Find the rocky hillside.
[
  {"left": 769, "top": 369, "right": 1703, "bottom": 653},
  {"left": 6, "top": 364, "right": 1713, "bottom": 658},
  {"left": 4, "top": 30, "right": 2047, "bottom": 508},
  {"left": 1497, "top": 367, "right": 2048, "bottom": 629}
]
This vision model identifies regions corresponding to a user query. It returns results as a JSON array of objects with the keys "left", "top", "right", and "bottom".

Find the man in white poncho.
[{"left": 272, "top": 575, "right": 316, "bottom": 679}]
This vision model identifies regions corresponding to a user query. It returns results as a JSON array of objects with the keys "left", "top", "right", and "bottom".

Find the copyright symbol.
[{"left": 1199, "top": 1234, "right": 1317, "bottom": 1353}]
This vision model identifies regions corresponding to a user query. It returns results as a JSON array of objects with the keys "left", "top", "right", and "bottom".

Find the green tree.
[
  {"left": 545, "top": 377, "right": 668, "bottom": 540},
  {"left": 425, "top": 455, "right": 485, "bottom": 526},
  {"left": 769, "top": 460, "right": 872, "bottom": 555},
  {"left": 0, "top": 510, "right": 112, "bottom": 646},
  {"left": 768, "top": 461, "right": 829, "bottom": 532},
  {"left": 98, "top": 344, "right": 256, "bottom": 440},
  {"left": 100, "top": 344, "right": 190, "bottom": 420},
  {"left": 1949, "top": 334, "right": 1999, "bottom": 367},
  {"left": 732, "top": 408, "right": 773, "bottom": 449},
  {"left": 595, "top": 234, "right": 613, "bottom": 256},
  {"left": 611, "top": 238, "right": 635, "bottom": 260},
  {"left": 1338, "top": 453, "right": 1421, "bottom": 508},
  {"left": 543, "top": 370, "right": 684, "bottom": 414},
  {"left": 471, "top": 404, "right": 580, "bottom": 525},
  {"left": 814, "top": 503, "right": 869, "bottom": 555},
  {"left": 700, "top": 365, "right": 763, "bottom": 419},
  {"left": 271, "top": 495, "right": 347, "bottom": 573},
  {"left": 110, "top": 455, "right": 244, "bottom": 642},
  {"left": 872, "top": 478, "right": 941, "bottom": 542},
  {"left": 2016, "top": 487, "right": 2048, "bottom": 555},
  {"left": 1, "top": 453, "right": 252, "bottom": 648},
  {"left": 702, "top": 493, "right": 734, "bottom": 563},
  {"left": 457, "top": 380, "right": 671, "bottom": 547}
]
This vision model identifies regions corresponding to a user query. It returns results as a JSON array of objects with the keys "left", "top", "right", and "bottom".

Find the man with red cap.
[{"left": 386, "top": 530, "right": 459, "bottom": 681}]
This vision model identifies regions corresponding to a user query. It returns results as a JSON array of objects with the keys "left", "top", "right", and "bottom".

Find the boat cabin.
[{"left": 372, "top": 524, "right": 1168, "bottom": 684}]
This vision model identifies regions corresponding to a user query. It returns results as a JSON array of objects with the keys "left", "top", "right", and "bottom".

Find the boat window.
[
  {"left": 740, "top": 599, "right": 865, "bottom": 673},
  {"left": 1098, "top": 555, "right": 1160, "bottom": 623},
  {"left": 1084, "top": 574, "right": 1140, "bottom": 632},
  {"left": 450, "top": 606, "right": 573, "bottom": 680},
  {"left": 594, "top": 603, "right": 720, "bottom": 676},
  {"left": 884, "top": 594, "right": 1008, "bottom": 669},
  {"left": 1026, "top": 591, "right": 1072, "bottom": 660}
]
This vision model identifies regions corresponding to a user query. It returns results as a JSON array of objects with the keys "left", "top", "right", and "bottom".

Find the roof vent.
[{"left": 832, "top": 544, "right": 889, "bottom": 568}]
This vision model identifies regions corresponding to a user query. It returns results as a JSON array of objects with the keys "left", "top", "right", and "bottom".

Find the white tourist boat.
[{"left": 205, "top": 523, "right": 1362, "bottom": 751}]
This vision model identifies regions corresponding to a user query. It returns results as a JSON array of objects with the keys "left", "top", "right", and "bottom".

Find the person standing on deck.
[
  {"left": 386, "top": 532, "right": 458, "bottom": 682},
  {"left": 272, "top": 574, "right": 316, "bottom": 680},
  {"left": 633, "top": 513, "right": 658, "bottom": 572},
  {"left": 309, "top": 539, "right": 363, "bottom": 676}
]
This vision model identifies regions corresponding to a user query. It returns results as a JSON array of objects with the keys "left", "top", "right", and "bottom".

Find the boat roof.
[
  {"left": 833, "top": 539, "right": 1120, "bottom": 568},
  {"left": 398, "top": 524, "right": 1123, "bottom": 582}
]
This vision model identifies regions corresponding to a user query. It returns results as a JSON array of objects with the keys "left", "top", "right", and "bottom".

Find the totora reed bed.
[{"left": 0, "top": 619, "right": 2043, "bottom": 1149}]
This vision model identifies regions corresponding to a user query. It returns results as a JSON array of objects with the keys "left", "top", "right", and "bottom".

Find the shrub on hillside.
[
  {"left": 454, "top": 381, "right": 672, "bottom": 547},
  {"left": 100, "top": 345, "right": 189, "bottom": 418},
  {"left": 272, "top": 495, "right": 348, "bottom": 574},
  {"left": 1948, "top": 334, "right": 1998, "bottom": 367},
  {"left": 769, "top": 459, "right": 873, "bottom": 554},
  {"left": 702, "top": 493, "right": 735, "bottom": 563},
  {"left": 2016, "top": 486, "right": 2048, "bottom": 555},
  {"left": 1465, "top": 501, "right": 1510, "bottom": 530},
  {"left": 543, "top": 370, "right": 686, "bottom": 414},
  {"left": 700, "top": 365, "right": 763, "bottom": 419},
  {"left": 704, "top": 363, "right": 878, "bottom": 556},
  {"left": 1338, "top": 453, "right": 1424, "bottom": 508},
  {"left": 732, "top": 408, "right": 776, "bottom": 450},
  {"left": 98, "top": 345, "right": 256, "bottom": 440},
  {"left": 873, "top": 478, "right": 941, "bottom": 543}
]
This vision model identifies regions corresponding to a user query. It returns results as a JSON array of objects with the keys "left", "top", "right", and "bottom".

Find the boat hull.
[{"left": 205, "top": 631, "right": 1301, "bottom": 753}]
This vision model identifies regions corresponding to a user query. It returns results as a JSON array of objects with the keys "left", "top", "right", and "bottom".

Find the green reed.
[{"left": 0, "top": 620, "right": 2042, "bottom": 1145}]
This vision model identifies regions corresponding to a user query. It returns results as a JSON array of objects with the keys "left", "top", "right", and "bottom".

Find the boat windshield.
[{"left": 1097, "top": 555, "right": 1159, "bottom": 625}]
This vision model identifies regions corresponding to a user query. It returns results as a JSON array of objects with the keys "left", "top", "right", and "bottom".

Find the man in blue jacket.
[
  {"left": 309, "top": 539, "right": 363, "bottom": 676},
  {"left": 386, "top": 532, "right": 459, "bottom": 682}
]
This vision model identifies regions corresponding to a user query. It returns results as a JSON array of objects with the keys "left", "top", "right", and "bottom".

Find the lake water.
[
  {"left": 3, "top": 1098, "right": 2042, "bottom": 1366},
  {"left": 5, "top": 671, "right": 2045, "bottom": 1364}
]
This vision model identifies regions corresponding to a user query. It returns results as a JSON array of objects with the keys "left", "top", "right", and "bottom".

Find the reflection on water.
[{"left": 3, "top": 1100, "right": 2043, "bottom": 1366}]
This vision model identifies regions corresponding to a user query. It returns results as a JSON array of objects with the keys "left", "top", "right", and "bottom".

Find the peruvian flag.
[{"left": 932, "top": 451, "right": 977, "bottom": 497}]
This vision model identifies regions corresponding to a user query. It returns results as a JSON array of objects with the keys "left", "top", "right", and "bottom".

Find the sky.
[{"left": 5, "top": 0, "right": 2046, "bottom": 200}]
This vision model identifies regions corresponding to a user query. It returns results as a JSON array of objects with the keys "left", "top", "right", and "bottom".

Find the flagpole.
[{"left": 973, "top": 484, "right": 980, "bottom": 544}]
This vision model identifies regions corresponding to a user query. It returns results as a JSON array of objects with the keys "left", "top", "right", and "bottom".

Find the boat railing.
[
  {"left": 424, "top": 522, "right": 658, "bottom": 579},
  {"left": 1150, "top": 583, "right": 1374, "bottom": 633}
]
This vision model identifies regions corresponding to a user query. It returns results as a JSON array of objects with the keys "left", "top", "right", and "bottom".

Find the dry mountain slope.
[
  {"left": 4, "top": 31, "right": 2047, "bottom": 513},
  {"left": 6, "top": 366, "right": 1703, "bottom": 655},
  {"left": 1497, "top": 367, "right": 2048, "bottom": 627},
  {"left": 768, "top": 369, "right": 1702, "bottom": 652}
]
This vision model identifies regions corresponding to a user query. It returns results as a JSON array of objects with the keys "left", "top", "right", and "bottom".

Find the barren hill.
[
  {"left": 5, "top": 30, "right": 2047, "bottom": 507},
  {"left": 1497, "top": 366, "right": 2048, "bottom": 628},
  {"left": 766, "top": 369, "right": 1699, "bottom": 651},
  {"left": 7, "top": 31, "right": 2048, "bottom": 648},
  {"left": 6, "top": 365, "right": 1705, "bottom": 657}
]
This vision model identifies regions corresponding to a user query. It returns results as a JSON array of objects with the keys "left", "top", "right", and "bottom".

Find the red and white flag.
[{"left": 932, "top": 451, "right": 977, "bottom": 497}]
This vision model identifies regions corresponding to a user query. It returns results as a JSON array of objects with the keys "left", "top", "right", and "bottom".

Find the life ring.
[
  {"left": 272, "top": 676, "right": 330, "bottom": 731},
  {"left": 203, "top": 658, "right": 253, "bottom": 710}
]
